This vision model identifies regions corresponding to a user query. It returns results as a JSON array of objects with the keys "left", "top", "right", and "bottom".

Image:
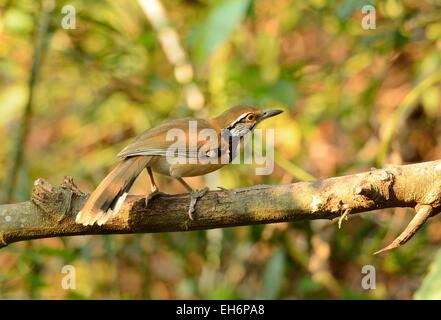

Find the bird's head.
[{"left": 214, "top": 105, "right": 283, "bottom": 138}]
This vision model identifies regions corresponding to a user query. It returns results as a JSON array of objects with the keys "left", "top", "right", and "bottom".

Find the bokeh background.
[{"left": 1, "top": 0, "right": 441, "bottom": 299}]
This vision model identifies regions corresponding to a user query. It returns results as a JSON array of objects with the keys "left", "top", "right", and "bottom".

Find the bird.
[{"left": 75, "top": 105, "right": 283, "bottom": 226}]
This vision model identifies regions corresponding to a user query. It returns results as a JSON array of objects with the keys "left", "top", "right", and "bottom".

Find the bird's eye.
[{"left": 246, "top": 114, "right": 255, "bottom": 122}]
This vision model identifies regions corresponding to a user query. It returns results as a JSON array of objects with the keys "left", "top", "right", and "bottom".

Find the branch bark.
[{"left": 1, "top": 160, "right": 441, "bottom": 252}]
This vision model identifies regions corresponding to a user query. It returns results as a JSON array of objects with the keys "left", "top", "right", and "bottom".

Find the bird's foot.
[
  {"left": 188, "top": 187, "right": 209, "bottom": 220},
  {"left": 217, "top": 186, "right": 237, "bottom": 195},
  {"left": 145, "top": 189, "right": 168, "bottom": 207}
]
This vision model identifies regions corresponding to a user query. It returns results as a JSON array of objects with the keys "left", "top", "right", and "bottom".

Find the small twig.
[
  {"left": 338, "top": 207, "right": 351, "bottom": 229},
  {"left": 374, "top": 204, "right": 435, "bottom": 255}
]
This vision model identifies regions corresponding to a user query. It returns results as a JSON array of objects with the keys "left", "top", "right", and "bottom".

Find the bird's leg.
[
  {"left": 145, "top": 167, "right": 166, "bottom": 207},
  {"left": 177, "top": 177, "right": 209, "bottom": 220}
]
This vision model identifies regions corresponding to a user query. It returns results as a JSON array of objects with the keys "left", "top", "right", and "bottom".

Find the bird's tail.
[{"left": 75, "top": 156, "right": 151, "bottom": 226}]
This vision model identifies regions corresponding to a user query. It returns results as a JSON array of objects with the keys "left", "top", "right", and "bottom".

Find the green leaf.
[
  {"left": 261, "top": 249, "right": 286, "bottom": 299},
  {"left": 191, "top": 0, "right": 250, "bottom": 62},
  {"left": 415, "top": 248, "right": 441, "bottom": 299},
  {"left": 4, "top": 8, "right": 34, "bottom": 34},
  {"left": 421, "top": 86, "right": 440, "bottom": 118}
]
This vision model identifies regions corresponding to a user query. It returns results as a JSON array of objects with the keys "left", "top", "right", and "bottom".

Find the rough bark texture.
[{"left": 1, "top": 160, "right": 441, "bottom": 251}]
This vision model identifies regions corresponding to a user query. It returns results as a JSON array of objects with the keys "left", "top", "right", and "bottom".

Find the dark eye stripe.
[{"left": 227, "top": 112, "right": 252, "bottom": 130}]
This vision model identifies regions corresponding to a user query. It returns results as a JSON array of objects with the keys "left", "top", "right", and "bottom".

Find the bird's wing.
[{"left": 117, "top": 118, "right": 222, "bottom": 159}]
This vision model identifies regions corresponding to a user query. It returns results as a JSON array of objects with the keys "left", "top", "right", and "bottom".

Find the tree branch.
[{"left": 1, "top": 160, "right": 441, "bottom": 251}]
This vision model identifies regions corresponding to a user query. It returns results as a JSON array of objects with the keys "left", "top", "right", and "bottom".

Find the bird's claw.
[
  {"left": 188, "top": 187, "right": 209, "bottom": 220},
  {"left": 217, "top": 186, "right": 238, "bottom": 196},
  {"left": 145, "top": 189, "right": 167, "bottom": 207}
]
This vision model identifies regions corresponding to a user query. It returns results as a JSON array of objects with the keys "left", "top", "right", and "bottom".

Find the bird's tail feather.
[{"left": 75, "top": 156, "right": 151, "bottom": 226}]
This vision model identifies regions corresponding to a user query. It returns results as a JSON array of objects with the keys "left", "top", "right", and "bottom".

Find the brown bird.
[{"left": 75, "top": 105, "right": 283, "bottom": 226}]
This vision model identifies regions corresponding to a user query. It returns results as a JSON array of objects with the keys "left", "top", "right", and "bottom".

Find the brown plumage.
[
  {"left": 76, "top": 105, "right": 283, "bottom": 226},
  {"left": 76, "top": 156, "right": 151, "bottom": 226}
]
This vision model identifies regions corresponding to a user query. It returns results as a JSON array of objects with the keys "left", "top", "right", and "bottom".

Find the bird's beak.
[{"left": 260, "top": 109, "right": 284, "bottom": 121}]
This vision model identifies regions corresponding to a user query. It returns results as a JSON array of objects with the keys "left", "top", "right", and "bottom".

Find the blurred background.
[{"left": 1, "top": 0, "right": 441, "bottom": 299}]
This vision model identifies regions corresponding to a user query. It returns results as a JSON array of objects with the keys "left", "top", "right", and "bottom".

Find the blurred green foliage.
[
  {"left": 0, "top": 0, "right": 441, "bottom": 299},
  {"left": 415, "top": 248, "right": 441, "bottom": 299}
]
